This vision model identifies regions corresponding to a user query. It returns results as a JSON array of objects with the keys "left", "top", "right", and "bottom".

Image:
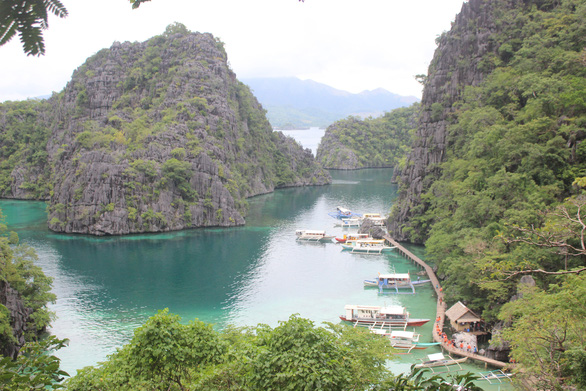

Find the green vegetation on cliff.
[
  {"left": 0, "top": 100, "right": 52, "bottom": 199},
  {"left": 0, "top": 211, "right": 55, "bottom": 358},
  {"left": 316, "top": 103, "right": 418, "bottom": 169},
  {"left": 0, "top": 23, "right": 330, "bottom": 235},
  {"left": 387, "top": 0, "right": 585, "bottom": 388}
]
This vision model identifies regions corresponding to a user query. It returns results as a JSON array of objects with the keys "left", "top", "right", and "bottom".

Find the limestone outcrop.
[
  {"left": 389, "top": 0, "right": 504, "bottom": 241},
  {"left": 0, "top": 24, "right": 331, "bottom": 235}
]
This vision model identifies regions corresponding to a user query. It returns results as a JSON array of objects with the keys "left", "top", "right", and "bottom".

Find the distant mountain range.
[{"left": 241, "top": 77, "right": 419, "bottom": 129}]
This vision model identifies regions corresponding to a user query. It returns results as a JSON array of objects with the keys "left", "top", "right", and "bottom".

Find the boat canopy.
[
  {"left": 390, "top": 330, "right": 415, "bottom": 339},
  {"left": 344, "top": 304, "right": 379, "bottom": 311},
  {"left": 380, "top": 305, "right": 406, "bottom": 315},
  {"left": 337, "top": 206, "right": 352, "bottom": 214},
  {"left": 296, "top": 230, "right": 325, "bottom": 235},
  {"left": 354, "top": 239, "right": 385, "bottom": 244},
  {"left": 378, "top": 273, "right": 410, "bottom": 280},
  {"left": 427, "top": 353, "right": 445, "bottom": 361}
]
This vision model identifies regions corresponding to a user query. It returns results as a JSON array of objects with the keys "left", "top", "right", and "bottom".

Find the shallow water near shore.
[{"left": 1, "top": 168, "right": 512, "bottom": 389}]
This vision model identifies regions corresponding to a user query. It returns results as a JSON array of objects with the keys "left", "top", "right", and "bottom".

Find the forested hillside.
[
  {"left": 316, "top": 103, "right": 418, "bottom": 169},
  {"left": 388, "top": 0, "right": 585, "bottom": 388}
]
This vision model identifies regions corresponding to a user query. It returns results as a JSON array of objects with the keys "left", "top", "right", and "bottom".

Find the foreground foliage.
[
  {"left": 66, "top": 310, "right": 484, "bottom": 391},
  {"left": 66, "top": 311, "right": 394, "bottom": 390},
  {"left": 497, "top": 274, "right": 586, "bottom": 390},
  {"left": 0, "top": 336, "right": 68, "bottom": 390}
]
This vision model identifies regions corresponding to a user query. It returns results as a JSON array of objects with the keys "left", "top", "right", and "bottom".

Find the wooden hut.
[{"left": 445, "top": 301, "right": 483, "bottom": 332}]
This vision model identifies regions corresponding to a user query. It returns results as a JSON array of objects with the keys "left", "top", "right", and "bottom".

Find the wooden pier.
[{"left": 384, "top": 235, "right": 509, "bottom": 369}]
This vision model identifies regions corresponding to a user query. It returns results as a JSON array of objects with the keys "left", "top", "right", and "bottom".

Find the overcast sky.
[{"left": 0, "top": 0, "right": 466, "bottom": 102}]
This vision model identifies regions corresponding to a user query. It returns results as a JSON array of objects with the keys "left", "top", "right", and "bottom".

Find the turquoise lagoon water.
[{"left": 1, "top": 168, "right": 512, "bottom": 390}]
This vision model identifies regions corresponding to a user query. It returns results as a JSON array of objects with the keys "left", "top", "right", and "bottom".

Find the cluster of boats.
[
  {"left": 295, "top": 230, "right": 395, "bottom": 253},
  {"left": 297, "top": 207, "right": 513, "bottom": 377},
  {"left": 330, "top": 207, "right": 387, "bottom": 228},
  {"left": 295, "top": 208, "right": 447, "bottom": 359}
]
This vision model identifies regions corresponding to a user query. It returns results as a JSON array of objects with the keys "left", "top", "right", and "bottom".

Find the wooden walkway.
[{"left": 384, "top": 235, "right": 509, "bottom": 369}]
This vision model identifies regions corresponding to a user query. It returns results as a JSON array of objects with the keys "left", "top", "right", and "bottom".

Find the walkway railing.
[{"left": 383, "top": 235, "right": 509, "bottom": 369}]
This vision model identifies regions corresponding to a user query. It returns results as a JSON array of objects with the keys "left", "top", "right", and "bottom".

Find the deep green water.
[{"left": 1, "top": 168, "right": 512, "bottom": 389}]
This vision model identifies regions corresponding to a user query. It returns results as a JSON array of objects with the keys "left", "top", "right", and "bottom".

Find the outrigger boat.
[
  {"left": 334, "top": 233, "right": 372, "bottom": 243},
  {"left": 295, "top": 230, "right": 334, "bottom": 242},
  {"left": 363, "top": 272, "right": 431, "bottom": 294},
  {"left": 364, "top": 272, "right": 415, "bottom": 294},
  {"left": 478, "top": 370, "right": 513, "bottom": 384},
  {"left": 341, "top": 240, "right": 395, "bottom": 254},
  {"left": 414, "top": 353, "right": 467, "bottom": 371},
  {"left": 340, "top": 304, "right": 430, "bottom": 329},
  {"left": 334, "top": 218, "right": 362, "bottom": 228},
  {"left": 328, "top": 206, "right": 362, "bottom": 220},
  {"left": 370, "top": 329, "right": 427, "bottom": 352}
]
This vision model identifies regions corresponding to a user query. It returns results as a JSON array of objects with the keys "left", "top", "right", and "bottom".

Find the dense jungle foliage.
[
  {"left": 393, "top": 0, "right": 586, "bottom": 388},
  {"left": 316, "top": 103, "right": 418, "bottom": 169},
  {"left": 0, "top": 99, "right": 52, "bottom": 199},
  {"left": 418, "top": 0, "right": 585, "bottom": 312}
]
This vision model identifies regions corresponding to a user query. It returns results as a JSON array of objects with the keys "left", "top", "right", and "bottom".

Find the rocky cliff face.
[
  {"left": 0, "top": 281, "right": 33, "bottom": 359},
  {"left": 316, "top": 121, "right": 361, "bottom": 169},
  {"left": 389, "top": 0, "right": 505, "bottom": 241},
  {"left": 0, "top": 24, "right": 330, "bottom": 235}
]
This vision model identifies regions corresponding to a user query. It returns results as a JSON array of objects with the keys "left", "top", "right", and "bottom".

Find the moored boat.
[
  {"left": 363, "top": 272, "right": 431, "bottom": 291},
  {"left": 370, "top": 329, "right": 428, "bottom": 352},
  {"left": 341, "top": 240, "right": 395, "bottom": 254},
  {"left": 335, "top": 233, "right": 372, "bottom": 243},
  {"left": 361, "top": 212, "right": 386, "bottom": 226},
  {"left": 363, "top": 272, "right": 412, "bottom": 288},
  {"left": 334, "top": 217, "right": 362, "bottom": 228},
  {"left": 295, "top": 229, "right": 334, "bottom": 242},
  {"left": 340, "top": 304, "right": 430, "bottom": 328},
  {"left": 328, "top": 206, "right": 362, "bottom": 220},
  {"left": 414, "top": 353, "right": 467, "bottom": 369}
]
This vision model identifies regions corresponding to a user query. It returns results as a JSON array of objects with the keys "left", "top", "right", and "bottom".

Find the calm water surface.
[{"left": 1, "top": 168, "right": 512, "bottom": 390}]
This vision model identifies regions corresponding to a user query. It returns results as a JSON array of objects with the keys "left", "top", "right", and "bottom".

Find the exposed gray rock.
[
  {"left": 358, "top": 219, "right": 386, "bottom": 239},
  {"left": 0, "top": 26, "right": 331, "bottom": 235},
  {"left": 485, "top": 322, "right": 511, "bottom": 362},
  {"left": 0, "top": 281, "right": 33, "bottom": 359},
  {"left": 316, "top": 122, "right": 361, "bottom": 169},
  {"left": 389, "top": 0, "right": 506, "bottom": 241}
]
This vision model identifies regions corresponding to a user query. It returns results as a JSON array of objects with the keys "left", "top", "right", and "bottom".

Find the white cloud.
[{"left": 0, "top": 0, "right": 465, "bottom": 102}]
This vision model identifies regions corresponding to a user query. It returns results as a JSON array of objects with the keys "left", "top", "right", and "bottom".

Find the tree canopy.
[
  {"left": 0, "top": 0, "right": 153, "bottom": 56},
  {"left": 65, "top": 310, "right": 484, "bottom": 391},
  {"left": 0, "top": 0, "right": 68, "bottom": 56}
]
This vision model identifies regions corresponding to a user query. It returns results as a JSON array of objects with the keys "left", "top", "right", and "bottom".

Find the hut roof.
[{"left": 445, "top": 301, "right": 482, "bottom": 323}]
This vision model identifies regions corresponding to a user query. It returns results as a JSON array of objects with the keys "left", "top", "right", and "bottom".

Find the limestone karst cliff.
[
  {"left": 0, "top": 280, "right": 33, "bottom": 359},
  {"left": 389, "top": 0, "right": 508, "bottom": 241},
  {"left": 0, "top": 24, "right": 331, "bottom": 235}
]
